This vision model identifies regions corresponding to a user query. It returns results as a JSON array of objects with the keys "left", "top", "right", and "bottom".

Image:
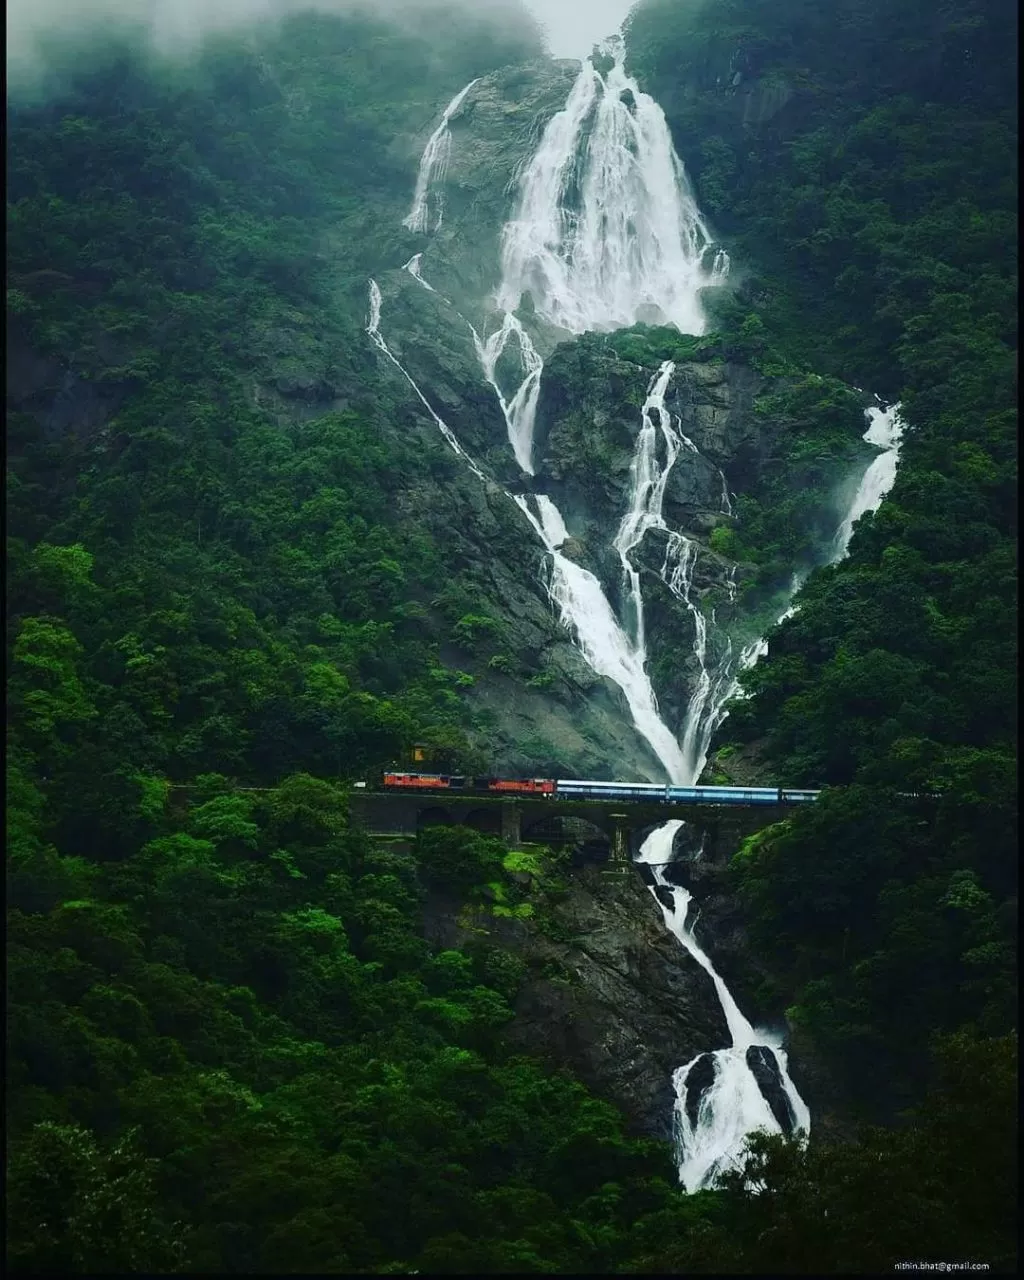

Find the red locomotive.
[
  {"left": 485, "top": 778, "right": 556, "bottom": 795},
  {"left": 382, "top": 772, "right": 461, "bottom": 789},
  {"left": 381, "top": 772, "right": 555, "bottom": 795}
]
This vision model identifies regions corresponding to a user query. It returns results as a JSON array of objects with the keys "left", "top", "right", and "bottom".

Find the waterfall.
[
  {"left": 366, "top": 280, "right": 487, "bottom": 483},
  {"left": 467, "top": 42, "right": 803, "bottom": 1190},
  {"left": 832, "top": 405, "right": 904, "bottom": 558},
  {"left": 471, "top": 314, "right": 544, "bottom": 475},
  {"left": 496, "top": 38, "right": 723, "bottom": 335},
  {"left": 727, "top": 404, "right": 904, "bottom": 694},
  {"left": 511, "top": 358, "right": 811, "bottom": 1191},
  {"left": 613, "top": 361, "right": 680, "bottom": 652},
  {"left": 513, "top": 493, "right": 688, "bottom": 780},
  {"left": 402, "top": 79, "right": 478, "bottom": 234},
  {"left": 402, "top": 253, "right": 437, "bottom": 293},
  {"left": 391, "top": 41, "right": 829, "bottom": 1195},
  {"left": 474, "top": 37, "right": 728, "bottom": 474},
  {"left": 637, "top": 823, "right": 811, "bottom": 1192}
]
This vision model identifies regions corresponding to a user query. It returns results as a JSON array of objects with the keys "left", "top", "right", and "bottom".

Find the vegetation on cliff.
[
  {"left": 6, "top": 0, "right": 1017, "bottom": 1272},
  {"left": 628, "top": 0, "right": 1017, "bottom": 1259}
]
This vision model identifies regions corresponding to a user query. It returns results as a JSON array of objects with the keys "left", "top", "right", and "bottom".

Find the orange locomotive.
[
  {"left": 381, "top": 772, "right": 555, "bottom": 795},
  {"left": 382, "top": 772, "right": 459, "bottom": 789}
]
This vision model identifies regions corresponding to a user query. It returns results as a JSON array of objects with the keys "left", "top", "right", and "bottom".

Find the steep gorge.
[
  {"left": 6, "top": 0, "right": 1015, "bottom": 1270},
  {"left": 368, "top": 35, "right": 906, "bottom": 1181}
]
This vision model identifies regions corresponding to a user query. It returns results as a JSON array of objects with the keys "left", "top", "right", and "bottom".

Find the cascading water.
[
  {"left": 402, "top": 253, "right": 437, "bottom": 293},
  {"left": 637, "top": 825, "right": 811, "bottom": 1192},
  {"left": 613, "top": 361, "right": 681, "bottom": 652},
  {"left": 369, "top": 280, "right": 684, "bottom": 782},
  {"left": 394, "top": 40, "right": 830, "bottom": 1193},
  {"left": 476, "top": 37, "right": 728, "bottom": 471},
  {"left": 513, "top": 493, "right": 688, "bottom": 780},
  {"left": 402, "top": 78, "right": 478, "bottom": 234},
  {"left": 469, "top": 42, "right": 807, "bottom": 1189},
  {"left": 659, "top": 405, "right": 907, "bottom": 1187},
  {"left": 605, "top": 360, "right": 734, "bottom": 785},
  {"left": 729, "top": 404, "right": 904, "bottom": 683},
  {"left": 832, "top": 405, "right": 904, "bottom": 558},
  {"left": 366, "top": 280, "right": 487, "bottom": 483},
  {"left": 496, "top": 39, "right": 723, "bottom": 335},
  {"left": 471, "top": 314, "right": 544, "bottom": 474}
]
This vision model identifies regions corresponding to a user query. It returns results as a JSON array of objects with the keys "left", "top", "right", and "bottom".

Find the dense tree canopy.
[
  {"left": 629, "top": 0, "right": 1017, "bottom": 1135},
  {"left": 6, "top": 0, "right": 1017, "bottom": 1272}
]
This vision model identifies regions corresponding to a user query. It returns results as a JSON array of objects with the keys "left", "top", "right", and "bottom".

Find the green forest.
[{"left": 6, "top": 0, "right": 1017, "bottom": 1273}]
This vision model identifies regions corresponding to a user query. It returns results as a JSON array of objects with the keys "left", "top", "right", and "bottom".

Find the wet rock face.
[
  {"left": 408, "top": 59, "right": 581, "bottom": 316},
  {"left": 684, "top": 1052, "right": 718, "bottom": 1129},
  {"left": 654, "top": 884, "right": 676, "bottom": 912},
  {"left": 745, "top": 1044, "right": 796, "bottom": 1134},
  {"left": 424, "top": 868, "right": 731, "bottom": 1140},
  {"left": 7, "top": 335, "right": 129, "bottom": 445}
]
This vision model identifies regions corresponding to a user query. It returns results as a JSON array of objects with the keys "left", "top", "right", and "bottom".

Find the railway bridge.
[{"left": 348, "top": 790, "right": 794, "bottom": 864}]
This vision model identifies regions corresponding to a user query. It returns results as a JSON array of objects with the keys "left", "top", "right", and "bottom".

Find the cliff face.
[
  {"left": 373, "top": 53, "right": 875, "bottom": 768},
  {"left": 424, "top": 864, "right": 730, "bottom": 1139},
  {"left": 399, "top": 59, "right": 581, "bottom": 320}
]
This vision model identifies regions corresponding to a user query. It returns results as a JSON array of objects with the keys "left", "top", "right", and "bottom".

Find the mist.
[
  {"left": 521, "top": 0, "right": 638, "bottom": 59},
  {"left": 6, "top": 0, "right": 546, "bottom": 84}
]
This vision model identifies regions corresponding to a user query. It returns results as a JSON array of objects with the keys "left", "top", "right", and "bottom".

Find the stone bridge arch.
[
  {"left": 463, "top": 807, "right": 503, "bottom": 837},
  {"left": 521, "top": 813, "right": 612, "bottom": 864},
  {"left": 417, "top": 805, "right": 455, "bottom": 831}
]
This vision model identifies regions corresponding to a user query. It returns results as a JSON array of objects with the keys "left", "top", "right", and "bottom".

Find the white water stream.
[
  {"left": 366, "top": 279, "right": 487, "bottom": 484},
  {"left": 402, "top": 78, "right": 479, "bottom": 234},
  {"left": 637, "top": 824, "right": 811, "bottom": 1191},
  {"left": 513, "top": 492, "right": 689, "bottom": 780},
  {"left": 391, "top": 39, "right": 905, "bottom": 1192},
  {"left": 401, "top": 253, "right": 437, "bottom": 293},
  {"left": 471, "top": 314, "right": 545, "bottom": 475},
  {"left": 832, "top": 405, "right": 904, "bottom": 558},
  {"left": 496, "top": 39, "right": 725, "bottom": 336}
]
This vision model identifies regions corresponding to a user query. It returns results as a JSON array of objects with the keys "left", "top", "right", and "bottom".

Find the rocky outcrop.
[
  {"left": 399, "top": 60, "right": 580, "bottom": 319},
  {"left": 424, "top": 864, "right": 730, "bottom": 1139},
  {"left": 661, "top": 797, "right": 858, "bottom": 1143},
  {"left": 7, "top": 334, "right": 130, "bottom": 445},
  {"left": 745, "top": 1044, "right": 796, "bottom": 1133}
]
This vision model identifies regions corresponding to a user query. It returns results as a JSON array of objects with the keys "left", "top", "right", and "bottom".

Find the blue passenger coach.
[
  {"left": 380, "top": 774, "right": 821, "bottom": 804},
  {"left": 556, "top": 780, "right": 820, "bottom": 805}
]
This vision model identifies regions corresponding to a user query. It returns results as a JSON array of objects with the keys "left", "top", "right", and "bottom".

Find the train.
[{"left": 376, "top": 772, "right": 820, "bottom": 805}]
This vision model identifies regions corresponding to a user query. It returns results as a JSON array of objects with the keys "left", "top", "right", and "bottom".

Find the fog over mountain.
[
  {"left": 522, "top": 0, "right": 636, "bottom": 58},
  {"left": 6, "top": 0, "right": 544, "bottom": 78}
]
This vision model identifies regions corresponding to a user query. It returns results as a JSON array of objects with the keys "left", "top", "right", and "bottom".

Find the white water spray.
[
  {"left": 497, "top": 40, "right": 724, "bottom": 335},
  {"left": 613, "top": 361, "right": 680, "bottom": 652},
  {"left": 513, "top": 493, "right": 687, "bottom": 780},
  {"left": 832, "top": 405, "right": 904, "bottom": 558},
  {"left": 473, "top": 38, "right": 729, "bottom": 474},
  {"left": 401, "top": 253, "right": 437, "bottom": 293},
  {"left": 637, "top": 823, "right": 810, "bottom": 1192},
  {"left": 730, "top": 404, "right": 904, "bottom": 686},
  {"left": 403, "top": 79, "right": 478, "bottom": 234},
  {"left": 471, "top": 314, "right": 545, "bottom": 474}
]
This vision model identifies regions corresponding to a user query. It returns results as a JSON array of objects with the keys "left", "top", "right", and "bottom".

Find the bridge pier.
[
  {"left": 603, "top": 813, "right": 631, "bottom": 876},
  {"left": 500, "top": 802, "right": 521, "bottom": 848}
]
